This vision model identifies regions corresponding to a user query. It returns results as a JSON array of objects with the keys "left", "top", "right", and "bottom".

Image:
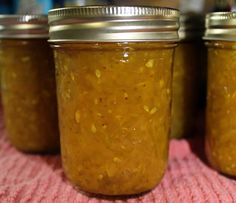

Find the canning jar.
[
  {"left": 49, "top": 6, "right": 179, "bottom": 195},
  {"left": 204, "top": 12, "right": 236, "bottom": 176},
  {"left": 0, "top": 15, "right": 59, "bottom": 153},
  {"left": 171, "top": 13, "right": 206, "bottom": 139}
]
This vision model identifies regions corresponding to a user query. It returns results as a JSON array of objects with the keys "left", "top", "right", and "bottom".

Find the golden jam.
[
  {"left": 206, "top": 41, "right": 236, "bottom": 176},
  {"left": 1, "top": 39, "right": 59, "bottom": 153},
  {"left": 53, "top": 42, "right": 175, "bottom": 195}
]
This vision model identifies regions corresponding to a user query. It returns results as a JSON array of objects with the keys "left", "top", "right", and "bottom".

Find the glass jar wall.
[
  {"left": 206, "top": 41, "right": 236, "bottom": 176},
  {"left": 53, "top": 42, "right": 175, "bottom": 195}
]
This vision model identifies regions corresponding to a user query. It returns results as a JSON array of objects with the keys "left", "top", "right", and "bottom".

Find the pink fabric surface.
[{"left": 0, "top": 121, "right": 236, "bottom": 203}]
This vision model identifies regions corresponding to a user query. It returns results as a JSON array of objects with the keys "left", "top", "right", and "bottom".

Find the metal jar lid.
[
  {"left": 0, "top": 15, "right": 48, "bottom": 39},
  {"left": 204, "top": 12, "right": 236, "bottom": 41},
  {"left": 48, "top": 6, "right": 180, "bottom": 42},
  {"left": 179, "top": 13, "right": 205, "bottom": 41}
]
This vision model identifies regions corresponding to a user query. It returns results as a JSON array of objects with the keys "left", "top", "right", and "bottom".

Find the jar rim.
[
  {"left": 0, "top": 15, "right": 48, "bottom": 39},
  {"left": 204, "top": 12, "right": 236, "bottom": 41},
  {"left": 48, "top": 6, "right": 180, "bottom": 42}
]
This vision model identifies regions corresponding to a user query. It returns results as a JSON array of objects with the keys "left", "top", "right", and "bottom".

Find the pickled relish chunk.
[{"left": 53, "top": 42, "right": 176, "bottom": 195}]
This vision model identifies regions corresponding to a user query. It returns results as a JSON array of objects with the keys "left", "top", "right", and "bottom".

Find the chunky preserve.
[
  {"left": 206, "top": 41, "right": 236, "bottom": 176},
  {"left": 53, "top": 42, "right": 174, "bottom": 194}
]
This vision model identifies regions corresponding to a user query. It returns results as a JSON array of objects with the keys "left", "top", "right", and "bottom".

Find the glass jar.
[
  {"left": 0, "top": 15, "right": 60, "bottom": 153},
  {"left": 49, "top": 6, "right": 179, "bottom": 195},
  {"left": 204, "top": 12, "right": 236, "bottom": 176},
  {"left": 171, "top": 13, "right": 206, "bottom": 139}
]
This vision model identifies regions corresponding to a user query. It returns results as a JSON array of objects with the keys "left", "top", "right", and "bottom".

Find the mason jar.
[
  {"left": 0, "top": 15, "right": 60, "bottom": 153},
  {"left": 171, "top": 13, "right": 206, "bottom": 139},
  {"left": 204, "top": 12, "right": 236, "bottom": 176},
  {"left": 49, "top": 6, "right": 179, "bottom": 195}
]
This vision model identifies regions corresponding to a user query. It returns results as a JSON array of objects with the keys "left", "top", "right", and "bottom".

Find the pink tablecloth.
[{"left": 0, "top": 122, "right": 236, "bottom": 203}]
